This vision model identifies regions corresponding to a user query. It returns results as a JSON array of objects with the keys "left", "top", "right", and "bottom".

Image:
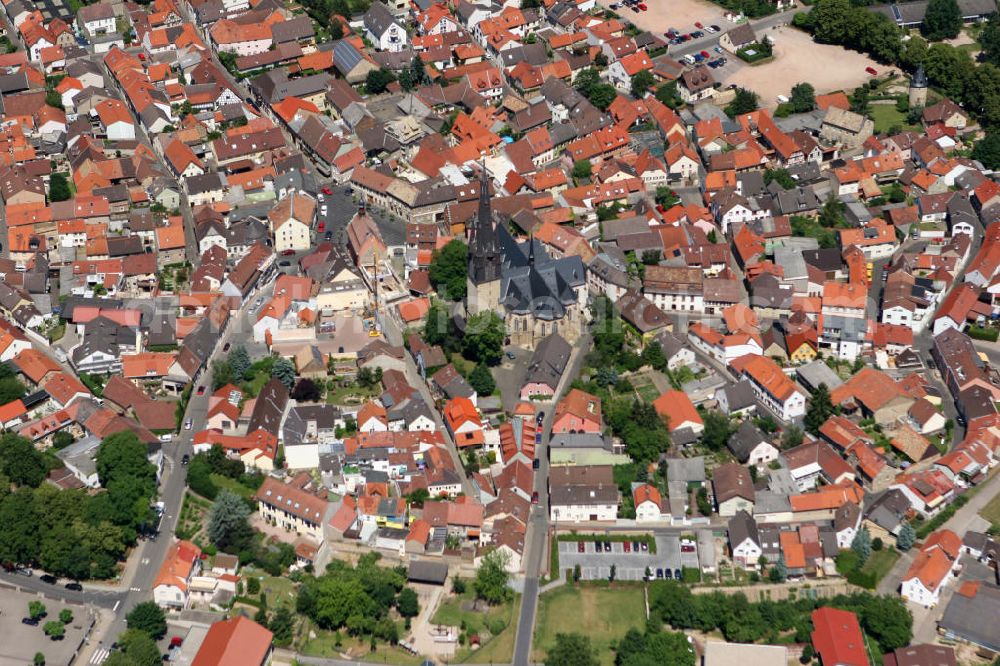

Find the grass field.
[
  {"left": 532, "top": 585, "right": 646, "bottom": 665},
  {"left": 860, "top": 548, "right": 899, "bottom": 582},
  {"left": 431, "top": 590, "right": 519, "bottom": 663},
  {"left": 979, "top": 488, "right": 1000, "bottom": 527},
  {"left": 869, "top": 104, "right": 918, "bottom": 134},
  {"left": 299, "top": 630, "right": 421, "bottom": 665},
  {"left": 241, "top": 565, "right": 297, "bottom": 606}
]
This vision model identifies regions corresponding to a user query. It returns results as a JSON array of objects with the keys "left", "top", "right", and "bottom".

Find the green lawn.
[
  {"left": 209, "top": 473, "right": 257, "bottom": 501},
  {"left": 869, "top": 105, "right": 918, "bottom": 135},
  {"left": 299, "top": 629, "right": 421, "bottom": 665},
  {"left": 979, "top": 488, "right": 1000, "bottom": 526},
  {"left": 241, "top": 566, "right": 297, "bottom": 606},
  {"left": 431, "top": 590, "right": 519, "bottom": 663},
  {"left": 860, "top": 548, "right": 899, "bottom": 583},
  {"left": 326, "top": 383, "right": 379, "bottom": 405},
  {"left": 532, "top": 585, "right": 646, "bottom": 666}
]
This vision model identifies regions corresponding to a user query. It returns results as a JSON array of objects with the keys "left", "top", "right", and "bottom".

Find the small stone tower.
[{"left": 909, "top": 65, "right": 928, "bottom": 109}]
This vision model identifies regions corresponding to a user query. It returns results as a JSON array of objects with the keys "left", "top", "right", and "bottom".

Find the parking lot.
[
  {"left": 557, "top": 535, "right": 700, "bottom": 581},
  {"left": 0, "top": 587, "right": 91, "bottom": 665}
]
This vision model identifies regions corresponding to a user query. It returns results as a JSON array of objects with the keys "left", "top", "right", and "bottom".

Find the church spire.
[{"left": 468, "top": 163, "right": 501, "bottom": 286}]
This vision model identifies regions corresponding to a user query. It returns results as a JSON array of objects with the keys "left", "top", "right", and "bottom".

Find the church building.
[{"left": 466, "top": 167, "right": 588, "bottom": 350}]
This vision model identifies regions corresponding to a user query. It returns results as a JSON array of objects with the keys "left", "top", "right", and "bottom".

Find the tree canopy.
[
  {"left": 474, "top": 549, "right": 512, "bottom": 604},
  {"left": 789, "top": 82, "right": 816, "bottom": 113},
  {"left": 207, "top": 490, "right": 252, "bottom": 552},
  {"left": 615, "top": 627, "right": 696, "bottom": 666},
  {"left": 468, "top": 363, "right": 496, "bottom": 396},
  {"left": 365, "top": 68, "right": 396, "bottom": 94},
  {"left": 921, "top": 0, "right": 961, "bottom": 40},
  {"left": 126, "top": 602, "right": 167, "bottom": 640},
  {"left": 547, "top": 633, "right": 599, "bottom": 666},
  {"left": 726, "top": 88, "right": 758, "bottom": 117},
  {"left": 462, "top": 311, "right": 505, "bottom": 366},
  {"left": 631, "top": 70, "right": 655, "bottom": 98},
  {"left": 428, "top": 239, "right": 468, "bottom": 301}
]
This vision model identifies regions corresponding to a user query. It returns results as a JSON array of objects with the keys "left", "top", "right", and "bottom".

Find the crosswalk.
[{"left": 90, "top": 648, "right": 110, "bottom": 665}]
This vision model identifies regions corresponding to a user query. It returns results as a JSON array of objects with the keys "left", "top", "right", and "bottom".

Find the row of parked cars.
[
  {"left": 653, "top": 567, "right": 684, "bottom": 580},
  {"left": 576, "top": 540, "right": 650, "bottom": 553}
]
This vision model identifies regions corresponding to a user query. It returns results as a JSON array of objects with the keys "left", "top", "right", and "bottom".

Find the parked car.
[
  {"left": 532, "top": 458, "right": 540, "bottom": 470},
  {"left": 531, "top": 491, "right": 539, "bottom": 504},
  {"left": 655, "top": 568, "right": 663, "bottom": 578},
  {"left": 637, "top": 3, "right": 647, "bottom": 10},
  {"left": 604, "top": 541, "right": 613, "bottom": 552},
  {"left": 640, "top": 542, "right": 648, "bottom": 552},
  {"left": 40, "top": 574, "right": 57, "bottom": 584},
  {"left": 693, "top": 53, "right": 705, "bottom": 63},
  {"left": 65, "top": 582, "right": 83, "bottom": 591},
  {"left": 222, "top": 343, "right": 231, "bottom": 352},
  {"left": 324, "top": 231, "right": 333, "bottom": 240},
  {"left": 196, "top": 385, "right": 205, "bottom": 396},
  {"left": 700, "top": 50, "right": 710, "bottom": 58},
  {"left": 714, "top": 45, "right": 723, "bottom": 53},
  {"left": 318, "top": 222, "right": 325, "bottom": 232},
  {"left": 322, "top": 186, "right": 333, "bottom": 195},
  {"left": 22, "top": 617, "right": 39, "bottom": 626},
  {"left": 865, "top": 66, "right": 877, "bottom": 75},
  {"left": 691, "top": 30, "right": 704, "bottom": 38},
  {"left": 704, "top": 25, "right": 718, "bottom": 33},
  {"left": 711, "top": 24, "right": 721, "bottom": 31},
  {"left": 281, "top": 249, "right": 295, "bottom": 256},
  {"left": 632, "top": 541, "right": 640, "bottom": 552},
  {"left": 181, "top": 454, "right": 190, "bottom": 465},
  {"left": 184, "top": 419, "right": 193, "bottom": 430},
  {"left": 623, "top": 541, "right": 631, "bottom": 552},
  {"left": 695, "top": 21, "right": 703, "bottom": 28},
  {"left": 664, "top": 569, "right": 672, "bottom": 579},
  {"left": 279, "top": 261, "right": 291, "bottom": 267}
]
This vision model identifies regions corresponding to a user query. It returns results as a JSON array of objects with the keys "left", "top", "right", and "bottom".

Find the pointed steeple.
[{"left": 468, "top": 164, "right": 501, "bottom": 286}]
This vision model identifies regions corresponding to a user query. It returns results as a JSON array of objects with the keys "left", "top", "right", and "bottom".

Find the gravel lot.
[
  {"left": 721, "top": 27, "right": 886, "bottom": 106},
  {"left": 597, "top": 0, "right": 728, "bottom": 36}
]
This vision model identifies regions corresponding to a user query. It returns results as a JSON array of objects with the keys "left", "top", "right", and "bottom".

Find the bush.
[{"left": 968, "top": 325, "right": 999, "bottom": 342}]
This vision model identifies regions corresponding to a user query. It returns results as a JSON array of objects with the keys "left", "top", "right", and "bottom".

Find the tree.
[
  {"left": 269, "top": 605, "right": 295, "bottom": 646},
  {"left": 291, "top": 378, "right": 322, "bottom": 402},
  {"left": 0, "top": 434, "right": 48, "bottom": 487},
  {"left": 631, "top": 70, "right": 655, "bottom": 98},
  {"left": 615, "top": 628, "right": 696, "bottom": 666},
  {"left": 0, "top": 374, "right": 26, "bottom": 405},
  {"left": 428, "top": 239, "right": 468, "bottom": 300},
  {"left": 399, "top": 56, "right": 427, "bottom": 91},
  {"left": 726, "top": 87, "right": 758, "bottom": 117},
  {"left": 573, "top": 67, "right": 617, "bottom": 110},
  {"left": 95, "top": 432, "right": 156, "bottom": 491},
  {"left": 982, "top": 15, "right": 1000, "bottom": 66},
  {"left": 572, "top": 159, "right": 592, "bottom": 180},
  {"left": 468, "top": 363, "right": 495, "bottom": 396},
  {"left": 365, "top": 68, "right": 396, "bottom": 94},
  {"left": 921, "top": 0, "right": 961, "bottom": 40},
  {"left": 397, "top": 587, "right": 420, "bottom": 618},
  {"left": 49, "top": 173, "right": 72, "bottom": 202},
  {"left": 43, "top": 621, "right": 65, "bottom": 639},
  {"left": 463, "top": 311, "right": 504, "bottom": 366},
  {"left": 789, "top": 82, "right": 816, "bottom": 113},
  {"left": 229, "top": 346, "right": 251, "bottom": 381},
  {"left": 896, "top": 522, "right": 916, "bottom": 551},
  {"left": 58, "top": 609, "right": 73, "bottom": 624},
  {"left": 852, "top": 527, "right": 872, "bottom": 565},
  {"left": 207, "top": 490, "right": 252, "bottom": 551},
  {"left": 52, "top": 431, "right": 74, "bottom": 450},
  {"left": 764, "top": 168, "right": 796, "bottom": 189},
  {"left": 641, "top": 342, "right": 667, "bottom": 371},
  {"left": 769, "top": 557, "right": 787, "bottom": 583},
  {"left": 33, "top": 654, "right": 44, "bottom": 666},
  {"left": 819, "top": 194, "right": 846, "bottom": 228},
  {"left": 699, "top": 410, "right": 732, "bottom": 451},
  {"left": 781, "top": 425, "right": 804, "bottom": 449},
  {"left": 546, "top": 633, "right": 599, "bottom": 666},
  {"left": 118, "top": 629, "right": 162, "bottom": 666},
  {"left": 126, "top": 601, "right": 167, "bottom": 639},
  {"left": 271, "top": 357, "right": 296, "bottom": 390},
  {"left": 804, "top": 383, "right": 834, "bottom": 435},
  {"left": 29, "top": 601, "right": 46, "bottom": 620},
  {"left": 872, "top": 537, "right": 884, "bottom": 551},
  {"left": 212, "top": 359, "right": 234, "bottom": 390},
  {"left": 44, "top": 89, "right": 63, "bottom": 110},
  {"left": 973, "top": 130, "right": 1000, "bottom": 170},
  {"left": 655, "top": 81, "right": 682, "bottom": 108},
  {"left": 473, "top": 549, "right": 512, "bottom": 604}
]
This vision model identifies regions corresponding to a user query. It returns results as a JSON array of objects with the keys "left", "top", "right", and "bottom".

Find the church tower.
[
  {"left": 909, "top": 65, "right": 928, "bottom": 109},
  {"left": 466, "top": 166, "right": 502, "bottom": 317}
]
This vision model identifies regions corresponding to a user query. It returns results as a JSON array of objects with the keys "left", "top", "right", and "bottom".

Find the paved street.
[{"left": 877, "top": 470, "right": 1000, "bottom": 643}]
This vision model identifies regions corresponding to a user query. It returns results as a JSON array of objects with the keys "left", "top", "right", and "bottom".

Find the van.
[
  {"left": 776, "top": 94, "right": 789, "bottom": 104},
  {"left": 159, "top": 433, "right": 173, "bottom": 442}
]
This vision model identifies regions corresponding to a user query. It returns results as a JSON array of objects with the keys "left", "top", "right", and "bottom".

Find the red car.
[
  {"left": 695, "top": 21, "right": 704, "bottom": 28},
  {"left": 281, "top": 249, "right": 296, "bottom": 256},
  {"left": 196, "top": 386, "right": 205, "bottom": 396},
  {"left": 317, "top": 222, "right": 325, "bottom": 232},
  {"left": 865, "top": 66, "right": 877, "bottom": 76},
  {"left": 322, "top": 186, "right": 333, "bottom": 195},
  {"left": 700, "top": 50, "right": 710, "bottom": 58},
  {"left": 637, "top": 3, "right": 646, "bottom": 9},
  {"left": 531, "top": 491, "right": 539, "bottom": 504}
]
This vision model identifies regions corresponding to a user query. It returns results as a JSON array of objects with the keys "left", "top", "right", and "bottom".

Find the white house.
[
  {"left": 152, "top": 540, "right": 202, "bottom": 609},
  {"left": 95, "top": 99, "right": 135, "bottom": 141},
  {"left": 633, "top": 484, "right": 665, "bottom": 523},
  {"left": 730, "top": 354, "right": 807, "bottom": 422},
  {"left": 728, "top": 510, "right": 763, "bottom": 569},
  {"left": 900, "top": 530, "right": 962, "bottom": 608},
  {"left": 364, "top": 2, "right": 407, "bottom": 52}
]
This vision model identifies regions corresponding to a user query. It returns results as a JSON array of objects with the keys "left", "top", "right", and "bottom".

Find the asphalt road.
[
  {"left": 667, "top": 5, "right": 806, "bottom": 60},
  {"left": 512, "top": 333, "right": 591, "bottom": 666}
]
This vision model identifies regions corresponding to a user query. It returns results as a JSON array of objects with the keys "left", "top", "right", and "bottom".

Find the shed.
[{"left": 408, "top": 560, "right": 449, "bottom": 585}]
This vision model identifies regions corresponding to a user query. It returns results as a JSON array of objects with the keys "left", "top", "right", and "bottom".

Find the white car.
[
  {"left": 704, "top": 25, "right": 717, "bottom": 33},
  {"left": 184, "top": 419, "right": 193, "bottom": 430},
  {"left": 682, "top": 54, "right": 696, "bottom": 64},
  {"left": 320, "top": 206, "right": 328, "bottom": 215},
  {"left": 318, "top": 193, "right": 324, "bottom": 201}
]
